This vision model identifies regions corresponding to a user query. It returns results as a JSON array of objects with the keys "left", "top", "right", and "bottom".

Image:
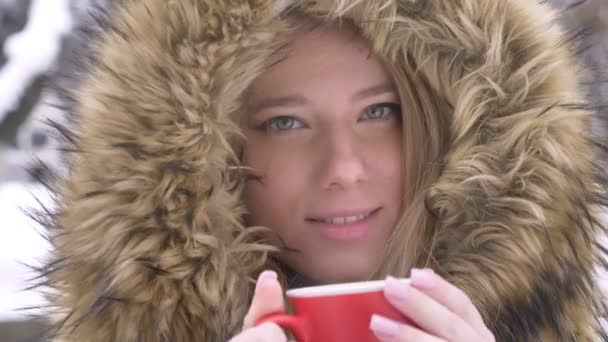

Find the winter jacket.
[{"left": 38, "top": 0, "right": 608, "bottom": 340}]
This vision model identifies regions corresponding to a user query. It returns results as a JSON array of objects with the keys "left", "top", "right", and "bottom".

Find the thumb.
[{"left": 242, "top": 270, "right": 285, "bottom": 330}]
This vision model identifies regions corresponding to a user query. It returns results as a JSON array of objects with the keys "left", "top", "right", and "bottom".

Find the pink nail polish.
[
  {"left": 370, "top": 314, "right": 400, "bottom": 337},
  {"left": 384, "top": 276, "right": 409, "bottom": 300},
  {"left": 255, "top": 270, "right": 277, "bottom": 293},
  {"left": 410, "top": 268, "right": 435, "bottom": 289}
]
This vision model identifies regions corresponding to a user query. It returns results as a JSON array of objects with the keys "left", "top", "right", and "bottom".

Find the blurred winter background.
[
  {"left": 1, "top": 0, "right": 85, "bottom": 340},
  {"left": 0, "top": 0, "right": 605, "bottom": 341}
]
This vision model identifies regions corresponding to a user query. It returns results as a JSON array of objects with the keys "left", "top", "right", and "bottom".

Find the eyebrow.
[
  {"left": 352, "top": 82, "right": 396, "bottom": 101},
  {"left": 249, "top": 82, "right": 397, "bottom": 113},
  {"left": 249, "top": 95, "right": 310, "bottom": 113}
]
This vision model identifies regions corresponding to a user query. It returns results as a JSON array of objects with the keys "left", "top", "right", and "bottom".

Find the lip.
[
  {"left": 307, "top": 207, "right": 380, "bottom": 221},
  {"left": 306, "top": 207, "right": 381, "bottom": 241}
]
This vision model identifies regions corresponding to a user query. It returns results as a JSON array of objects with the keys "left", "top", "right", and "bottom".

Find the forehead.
[{"left": 246, "top": 23, "right": 392, "bottom": 97}]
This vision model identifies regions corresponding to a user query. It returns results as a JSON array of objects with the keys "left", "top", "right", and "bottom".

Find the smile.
[
  {"left": 313, "top": 212, "right": 373, "bottom": 225},
  {"left": 306, "top": 208, "right": 381, "bottom": 241}
]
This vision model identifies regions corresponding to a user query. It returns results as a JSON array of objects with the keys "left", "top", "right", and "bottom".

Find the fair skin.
[
  {"left": 230, "top": 270, "right": 495, "bottom": 342},
  {"left": 242, "top": 23, "right": 404, "bottom": 284},
  {"left": 231, "top": 24, "right": 494, "bottom": 341}
]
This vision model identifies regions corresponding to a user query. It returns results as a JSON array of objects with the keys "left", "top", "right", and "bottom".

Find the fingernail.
[
  {"left": 370, "top": 314, "right": 400, "bottom": 337},
  {"left": 255, "top": 270, "right": 277, "bottom": 293},
  {"left": 384, "top": 276, "right": 409, "bottom": 300},
  {"left": 410, "top": 268, "right": 435, "bottom": 289}
]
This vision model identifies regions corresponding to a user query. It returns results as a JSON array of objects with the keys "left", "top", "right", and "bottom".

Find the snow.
[
  {"left": 0, "top": 182, "right": 51, "bottom": 321},
  {"left": 0, "top": 0, "right": 73, "bottom": 122}
]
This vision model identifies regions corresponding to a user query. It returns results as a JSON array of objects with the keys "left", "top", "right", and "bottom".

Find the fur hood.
[{"left": 37, "top": 0, "right": 608, "bottom": 340}]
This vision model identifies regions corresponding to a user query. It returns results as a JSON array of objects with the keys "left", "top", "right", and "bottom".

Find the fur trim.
[
  {"left": 273, "top": 0, "right": 296, "bottom": 16},
  {"left": 34, "top": 0, "right": 608, "bottom": 341}
]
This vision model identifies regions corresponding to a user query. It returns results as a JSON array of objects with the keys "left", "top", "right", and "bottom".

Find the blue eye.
[
  {"left": 263, "top": 116, "right": 305, "bottom": 131},
  {"left": 362, "top": 103, "right": 401, "bottom": 120}
]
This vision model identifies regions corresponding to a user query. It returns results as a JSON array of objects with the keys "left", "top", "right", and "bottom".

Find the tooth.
[{"left": 320, "top": 213, "right": 371, "bottom": 224}]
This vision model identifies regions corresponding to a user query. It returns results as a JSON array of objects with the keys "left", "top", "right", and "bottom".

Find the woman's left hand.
[{"left": 370, "top": 268, "right": 495, "bottom": 342}]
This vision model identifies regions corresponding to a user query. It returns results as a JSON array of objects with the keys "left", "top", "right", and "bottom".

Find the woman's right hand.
[{"left": 228, "top": 270, "right": 288, "bottom": 342}]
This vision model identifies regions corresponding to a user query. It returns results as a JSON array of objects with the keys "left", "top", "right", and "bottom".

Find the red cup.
[{"left": 256, "top": 280, "right": 414, "bottom": 342}]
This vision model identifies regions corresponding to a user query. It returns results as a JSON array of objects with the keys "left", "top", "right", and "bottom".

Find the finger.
[
  {"left": 370, "top": 314, "right": 444, "bottom": 342},
  {"left": 384, "top": 276, "right": 479, "bottom": 341},
  {"left": 242, "top": 270, "right": 285, "bottom": 330},
  {"left": 409, "top": 269, "right": 487, "bottom": 332},
  {"left": 229, "top": 322, "right": 288, "bottom": 342}
]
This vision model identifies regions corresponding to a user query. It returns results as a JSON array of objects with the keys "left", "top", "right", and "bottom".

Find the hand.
[
  {"left": 370, "top": 269, "right": 495, "bottom": 342},
  {"left": 229, "top": 270, "right": 288, "bottom": 342}
]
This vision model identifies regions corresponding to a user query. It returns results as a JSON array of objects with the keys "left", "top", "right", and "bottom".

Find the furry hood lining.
[{"left": 38, "top": 0, "right": 608, "bottom": 341}]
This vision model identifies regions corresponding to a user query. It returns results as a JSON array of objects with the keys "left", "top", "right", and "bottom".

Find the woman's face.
[{"left": 243, "top": 24, "right": 405, "bottom": 284}]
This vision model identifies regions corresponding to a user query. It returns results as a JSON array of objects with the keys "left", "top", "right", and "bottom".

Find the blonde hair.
[
  {"left": 240, "top": 13, "right": 451, "bottom": 280},
  {"left": 372, "top": 55, "right": 451, "bottom": 279}
]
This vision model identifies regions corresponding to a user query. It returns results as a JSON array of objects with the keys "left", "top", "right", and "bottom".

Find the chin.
[{"left": 305, "top": 259, "right": 378, "bottom": 285}]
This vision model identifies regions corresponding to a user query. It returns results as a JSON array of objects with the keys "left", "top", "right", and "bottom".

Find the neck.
[{"left": 281, "top": 264, "right": 317, "bottom": 289}]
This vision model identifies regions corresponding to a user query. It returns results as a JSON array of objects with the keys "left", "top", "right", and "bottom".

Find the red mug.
[{"left": 256, "top": 280, "right": 414, "bottom": 342}]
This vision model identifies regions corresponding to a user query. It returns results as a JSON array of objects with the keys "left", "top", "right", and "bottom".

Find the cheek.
[
  {"left": 387, "top": 140, "right": 405, "bottom": 183},
  {"left": 242, "top": 141, "right": 311, "bottom": 228},
  {"left": 368, "top": 131, "right": 405, "bottom": 198},
  {"left": 366, "top": 122, "right": 403, "bottom": 161}
]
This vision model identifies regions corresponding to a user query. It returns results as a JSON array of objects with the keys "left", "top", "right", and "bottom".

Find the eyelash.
[
  {"left": 360, "top": 103, "right": 402, "bottom": 121},
  {"left": 259, "top": 102, "right": 402, "bottom": 132},
  {"left": 261, "top": 116, "right": 306, "bottom": 132}
]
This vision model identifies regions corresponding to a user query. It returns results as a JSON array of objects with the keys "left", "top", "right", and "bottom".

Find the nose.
[{"left": 318, "top": 129, "right": 367, "bottom": 191}]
